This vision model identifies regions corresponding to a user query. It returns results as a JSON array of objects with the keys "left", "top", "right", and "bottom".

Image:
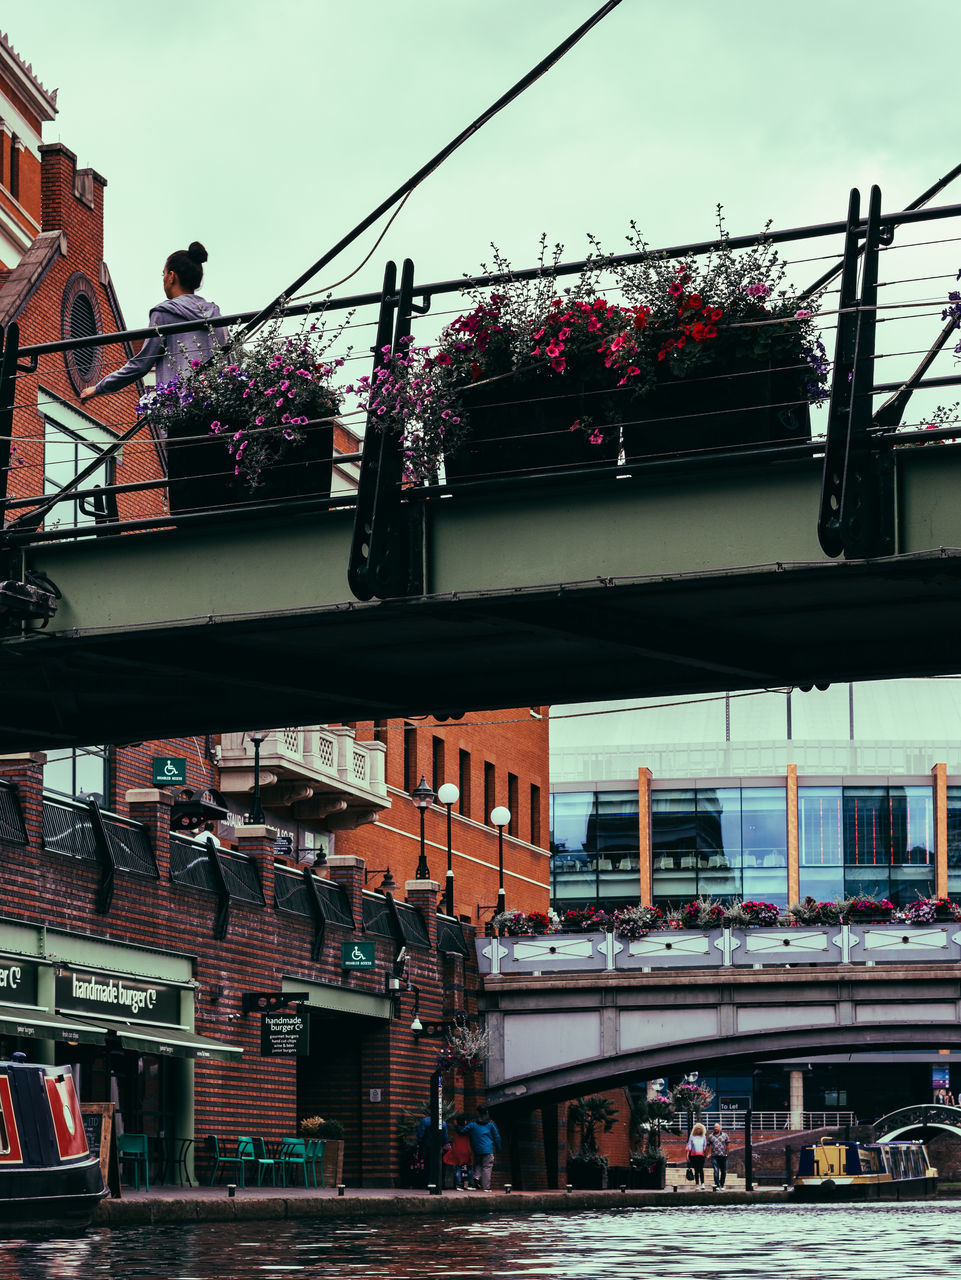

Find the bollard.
[
  {"left": 428, "top": 1183, "right": 440, "bottom": 1196},
  {"left": 620, "top": 1185, "right": 626, "bottom": 1193},
  {"left": 227, "top": 1184, "right": 236, "bottom": 1198},
  {"left": 673, "top": 1185, "right": 678, "bottom": 1193},
  {"left": 566, "top": 1184, "right": 572, "bottom": 1194},
  {"left": 337, "top": 1184, "right": 346, "bottom": 1197},
  {"left": 504, "top": 1184, "right": 512, "bottom": 1194}
]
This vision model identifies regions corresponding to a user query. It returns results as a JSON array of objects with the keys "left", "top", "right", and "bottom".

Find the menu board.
[{"left": 82, "top": 1102, "right": 120, "bottom": 1197}]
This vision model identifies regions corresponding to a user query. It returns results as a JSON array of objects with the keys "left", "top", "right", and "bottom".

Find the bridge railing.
[
  {"left": 478, "top": 921, "right": 961, "bottom": 975},
  {"left": 690, "top": 1110, "right": 857, "bottom": 1133}
]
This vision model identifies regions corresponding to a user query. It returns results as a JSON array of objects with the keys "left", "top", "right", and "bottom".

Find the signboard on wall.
[
  {"left": 0, "top": 958, "right": 37, "bottom": 1005},
  {"left": 260, "top": 1009, "right": 309, "bottom": 1056},
  {"left": 56, "top": 968, "right": 181, "bottom": 1025},
  {"left": 152, "top": 757, "right": 187, "bottom": 785},
  {"left": 341, "top": 942, "right": 375, "bottom": 971}
]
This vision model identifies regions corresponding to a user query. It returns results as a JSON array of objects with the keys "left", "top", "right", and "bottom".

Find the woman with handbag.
[{"left": 686, "top": 1122, "right": 708, "bottom": 1186}]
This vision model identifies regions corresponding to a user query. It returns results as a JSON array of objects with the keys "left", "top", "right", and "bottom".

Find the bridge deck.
[{"left": 2, "top": 447, "right": 961, "bottom": 750}]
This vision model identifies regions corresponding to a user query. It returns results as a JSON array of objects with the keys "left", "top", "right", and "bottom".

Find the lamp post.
[
  {"left": 437, "top": 783, "right": 459, "bottom": 916},
  {"left": 248, "top": 731, "right": 267, "bottom": 825},
  {"left": 411, "top": 775, "right": 435, "bottom": 880},
  {"left": 490, "top": 805, "right": 511, "bottom": 916}
]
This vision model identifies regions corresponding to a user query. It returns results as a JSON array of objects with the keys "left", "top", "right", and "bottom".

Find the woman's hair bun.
[{"left": 187, "top": 241, "right": 208, "bottom": 264}]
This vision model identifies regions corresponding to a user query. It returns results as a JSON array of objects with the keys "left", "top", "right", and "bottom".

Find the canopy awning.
[
  {"left": 66, "top": 1014, "right": 242, "bottom": 1062},
  {"left": 0, "top": 1004, "right": 107, "bottom": 1045}
]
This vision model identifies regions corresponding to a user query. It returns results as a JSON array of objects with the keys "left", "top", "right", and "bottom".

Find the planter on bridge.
[
  {"left": 444, "top": 372, "right": 621, "bottom": 485},
  {"left": 730, "top": 925, "right": 842, "bottom": 966},
  {"left": 847, "top": 922, "right": 961, "bottom": 964},
  {"left": 476, "top": 931, "right": 609, "bottom": 974},
  {"left": 618, "top": 928, "right": 725, "bottom": 970}
]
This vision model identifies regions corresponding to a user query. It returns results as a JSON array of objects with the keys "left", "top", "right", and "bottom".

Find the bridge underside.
[
  {"left": 2, "top": 450, "right": 961, "bottom": 750},
  {"left": 484, "top": 1023, "right": 961, "bottom": 1109}
]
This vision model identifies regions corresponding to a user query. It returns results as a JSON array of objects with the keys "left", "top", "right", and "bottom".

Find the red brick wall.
[
  {"left": 347, "top": 712, "right": 551, "bottom": 921},
  {"left": 0, "top": 756, "right": 480, "bottom": 1186}
]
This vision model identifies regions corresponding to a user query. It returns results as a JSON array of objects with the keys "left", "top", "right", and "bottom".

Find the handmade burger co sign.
[{"left": 56, "top": 967, "right": 181, "bottom": 1025}]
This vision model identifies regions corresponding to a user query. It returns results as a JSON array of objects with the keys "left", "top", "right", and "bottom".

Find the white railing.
[
  {"left": 218, "top": 727, "right": 387, "bottom": 798},
  {"left": 692, "top": 1109, "right": 856, "bottom": 1132}
]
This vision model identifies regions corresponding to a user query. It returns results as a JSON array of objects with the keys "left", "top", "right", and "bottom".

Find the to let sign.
[
  {"left": 152, "top": 758, "right": 187, "bottom": 785},
  {"left": 341, "top": 941, "right": 375, "bottom": 971},
  {"left": 261, "top": 1009, "right": 309, "bottom": 1056}
]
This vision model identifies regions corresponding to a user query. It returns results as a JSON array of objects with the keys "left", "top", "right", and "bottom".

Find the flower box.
[
  {"left": 444, "top": 372, "right": 620, "bottom": 484},
  {"left": 567, "top": 1160, "right": 608, "bottom": 1190},
  {"left": 621, "top": 361, "right": 811, "bottom": 463}
]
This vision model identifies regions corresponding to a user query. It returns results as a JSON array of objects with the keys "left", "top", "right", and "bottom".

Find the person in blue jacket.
[
  {"left": 80, "top": 240, "right": 228, "bottom": 401},
  {"left": 462, "top": 1106, "right": 501, "bottom": 1191}
]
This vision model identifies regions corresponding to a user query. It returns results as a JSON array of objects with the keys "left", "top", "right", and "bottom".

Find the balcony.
[{"left": 217, "top": 726, "right": 388, "bottom": 829}]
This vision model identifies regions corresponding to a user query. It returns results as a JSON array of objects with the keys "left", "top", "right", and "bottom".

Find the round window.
[{"left": 61, "top": 273, "right": 104, "bottom": 393}]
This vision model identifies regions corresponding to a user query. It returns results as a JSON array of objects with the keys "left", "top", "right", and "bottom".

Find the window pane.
[
  {"left": 799, "top": 787, "right": 843, "bottom": 866},
  {"left": 552, "top": 792, "right": 593, "bottom": 855}
]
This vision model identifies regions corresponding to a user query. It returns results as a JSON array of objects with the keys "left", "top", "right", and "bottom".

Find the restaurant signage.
[
  {"left": 341, "top": 941, "right": 376, "bottom": 971},
  {"left": 260, "top": 1009, "right": 309, "bottom": 1056},
  {"left": 0, "top": 957, "right": 38, "bottom": 1005},
  {"left": 56, "top": 967, "right": 181, "bottom": 1025}
]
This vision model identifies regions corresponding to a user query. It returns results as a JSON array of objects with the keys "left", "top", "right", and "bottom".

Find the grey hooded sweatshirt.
[{"left": 91, "top": 294, "right": 229, "bottom": 396}]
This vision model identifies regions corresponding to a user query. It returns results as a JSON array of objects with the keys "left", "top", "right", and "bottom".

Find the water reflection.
[{"left": 2, "top": 1204, "right": 961, "bottom": 1279}]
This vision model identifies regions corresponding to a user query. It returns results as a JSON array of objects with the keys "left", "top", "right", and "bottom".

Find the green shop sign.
[{"left": 341, "top": 941, "right": 376, "bottom": 971}]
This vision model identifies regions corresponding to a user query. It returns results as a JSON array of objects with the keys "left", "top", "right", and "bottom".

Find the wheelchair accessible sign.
[
  {"left": 152, "top": 757, "right": 187, "bottom": 785},
  {"left": 342, "top": 942, "right": 376, "bottom": 971}
]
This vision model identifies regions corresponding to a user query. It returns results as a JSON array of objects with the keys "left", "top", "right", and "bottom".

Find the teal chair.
[
  {"left": 306, "top": 1138, "right": 326, "bottom": 1188},
  {"left": 250, "top": 1136, "right": 280, "bottom": 1186},
  {"left": 207, "top": 1135, "right": 246, "bottom": 1188},
  {"left": 117, "top": 1132, "right": 149, "bottom": 1191},
  {"left": 279, "top": 1138, "right": 309, "bottom": 1186}
]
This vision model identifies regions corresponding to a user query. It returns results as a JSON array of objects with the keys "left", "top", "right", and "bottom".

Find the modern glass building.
[{"left": 550, "top": 680, "right": 961, "bottom": 910}]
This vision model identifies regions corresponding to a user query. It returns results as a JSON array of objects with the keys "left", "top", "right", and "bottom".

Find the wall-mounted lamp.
[
  {"left": 364, "top": 866, "right": 397, "bottom": 892},
  {"left": 408, "top": 984, "right": 423, "bottom": 1036}
]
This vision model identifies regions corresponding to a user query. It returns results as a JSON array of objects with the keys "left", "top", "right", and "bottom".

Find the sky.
[
  {"left": 4, "top": 0, "right": 960, "bottom": 330},
  {"left": 6, "top": 1, "right": 961, "bottom": 753}
]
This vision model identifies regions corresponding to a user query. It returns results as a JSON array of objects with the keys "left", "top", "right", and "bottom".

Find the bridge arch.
[
  {"left": 482, "top": 967, "right": 961, "bottom": 1108},
  {"left": 875, "top": 1105, "right": 961, "bottom": 1141}
]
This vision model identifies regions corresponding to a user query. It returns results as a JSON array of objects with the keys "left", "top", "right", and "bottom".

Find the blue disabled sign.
[
  {"left": 152, "top": 757, "right": 187, "bottom": 785},
  {"left": 342, "top": 941, "right": 376, "bottom": 971}
]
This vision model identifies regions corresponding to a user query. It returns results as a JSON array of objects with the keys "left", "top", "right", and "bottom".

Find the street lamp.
[
  {"left": 490, "top": 805, "right": 511, "bottom": 916},
  {"left": 411, "top": 775, "right": 435, "bottom": 879},
  {"left": 247, "top": 730, "right": 267, "bottom": 825},
  {"left": 437, "top": 782, "right": 459, "bottom": 916}
]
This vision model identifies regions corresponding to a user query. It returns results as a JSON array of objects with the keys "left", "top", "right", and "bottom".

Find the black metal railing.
[{"left": 0, "top": 780, "right": 26, "bottom": 845}]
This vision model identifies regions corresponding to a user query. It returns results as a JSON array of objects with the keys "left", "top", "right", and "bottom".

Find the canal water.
[{"left": 3, "top": 1202, "right": 961, "bottom": 1279}]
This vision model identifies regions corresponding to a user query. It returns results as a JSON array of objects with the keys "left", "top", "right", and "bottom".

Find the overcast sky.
[
  {"left": 6, "top": 2, "right": 961, "bottom": 746},
  {"left": 5, "top": 0, "right": 960, "bottom": 329}
]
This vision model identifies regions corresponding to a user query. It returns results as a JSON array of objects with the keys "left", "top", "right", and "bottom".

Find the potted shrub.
[
  {"left": 680, "top": 897, "right": 725, "bottom": 930},
  {"left": 790, "top": 896, "right": 847, "bottom": 926},
  {"left": 492, "top": 908, "right": 560, "bottom": 936},
  {"left": 628, "top": 1147, "right": 667, "bottom": 1190},
  {"left": 300, "top": 1115, "right": 344, "bottom": 1185},
  {"left": 727, "top": 900, "right": 782, "bottom": 927},
  {"left": 562, "top": 905, "right": 614, "bottom": 932},
  {"left": 145, "top": 310, "right": 347, "bottom": 513},
  {"left": 567, "top": 1095, "right": 618, "bottom": 1189},
  {"left": 845, "top": 895, "right": 896, "bottom": 924},
  {"left": 903, "top": 896, "right": 959, "bottom": 923},
  {"left": 612, "top": 904, "right": 663, "bottom": 939}
]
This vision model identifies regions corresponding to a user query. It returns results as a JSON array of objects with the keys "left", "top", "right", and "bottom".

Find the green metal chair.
[
  {"left": 306, "top": 1138, "right": 326, "bottom": 1188},
  {"left": 206, "top": 1135, "right": 246, "bottom": 1188},
  {"left": 251, "top": 1136, "right": 280, "bottom": 1186},
  {"left": 117, "top": 1132, "right": 149, "bottom": 1192},
  {"left": 279, "top": 1137, "right": 309, "bottom": 1187}
]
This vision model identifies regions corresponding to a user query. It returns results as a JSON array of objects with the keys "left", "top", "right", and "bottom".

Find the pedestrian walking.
[
  {"left": 707, "top": 1121, "right": 730, "bottom": 1187},
  {"left": 81, "top": 241, "right": 228, "bottom": 401},
  {"left": 686, "top": 1122, "right": 708, "bottom": 1186},
  {"left": 443, "top": 1112, "right": 472, "bottom": 1189},
  {"left": 462, "top": 1105, "right": 501, "bottom": 1191}
]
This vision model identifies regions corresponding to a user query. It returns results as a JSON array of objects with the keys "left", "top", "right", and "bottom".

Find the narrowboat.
[
  {"left": 0, "top": 1053, "right": 106, "bottom": 1230},
  {"left": 794, "top": 1136, "right": 938, "bottom": 1200}
]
